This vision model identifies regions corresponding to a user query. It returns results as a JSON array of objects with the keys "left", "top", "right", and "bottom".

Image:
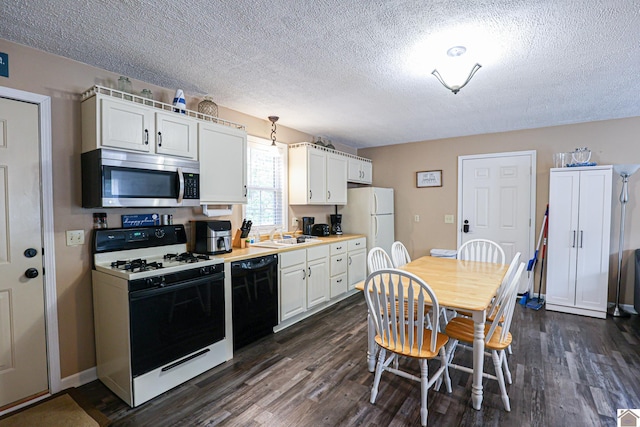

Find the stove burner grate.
[
  {"left": 164, "top": 252, "right": 210, "bottom": 263},
  {"left": 111, "top": 258, "right": 164, "bottom": 272}
]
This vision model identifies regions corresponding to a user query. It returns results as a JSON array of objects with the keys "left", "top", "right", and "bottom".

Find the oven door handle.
[
  {"left": 130, "top": 272, "right": 224, "bottom": 301},
  {"left": 177, "top": 167, "right": 185, "bottom": 204}
]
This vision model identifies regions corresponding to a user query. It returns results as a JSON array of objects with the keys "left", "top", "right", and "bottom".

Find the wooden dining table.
[{"left": 356, "top": 255, "right": 508, "bottom": 410}]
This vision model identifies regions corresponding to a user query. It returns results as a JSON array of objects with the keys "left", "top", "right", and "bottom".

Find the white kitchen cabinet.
[
  {"left": 279, "top": 249, "right": 307, "bottom": 321},
  {"left": 327, "top": 153, "right": 348, "bottom": 204},
  {"left": 347, "top": 238, "right": 367, "bottom": 290},
  {"left": 329, "top": 242, "right": 348, "bottom": 297},
  {"left": 289, "top": 143, "right": 347, "bottom": 205},
  {"left": 347, "top": 156, "right": 373, "bottom": 184},
  {"left": 545, "top": 165, "right": 613, "bottom": 319},
  {"left": 306, "top": 245, "right": 330, "bottom": 308},
  {"left": 155, "top": 111, "right": 197, "bottom": 159},
  {"left": 82, "top": 94, "right": 197, "bottom": 159},
  {"left": 198, "top": 121, "right": 247, "bottom": 204}
]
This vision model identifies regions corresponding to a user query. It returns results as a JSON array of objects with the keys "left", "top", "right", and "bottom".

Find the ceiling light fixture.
[
  {"left": 268, "top": 115, "right": 279, "bottom": 150},
  {"left": 431, "top": 46, "right": 482, "bottom": 94}
]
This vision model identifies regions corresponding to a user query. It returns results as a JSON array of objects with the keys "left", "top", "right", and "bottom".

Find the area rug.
[{"left": 0, "top": 388, "right": 110, "bottom": 427}]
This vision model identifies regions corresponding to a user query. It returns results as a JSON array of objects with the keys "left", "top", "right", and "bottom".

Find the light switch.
[
  {"left": 66, "top": 230, "right": 85, "bottom": 246},
  {"left": 444, "top": 214, "right": 454, "bottom": 224},
  {"left": 414, "top": 215, "right": 420, "bottom": 223}
]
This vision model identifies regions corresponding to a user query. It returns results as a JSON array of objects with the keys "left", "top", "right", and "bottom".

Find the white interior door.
[
  {"left": 0, "top": 97, "right": 48, "bottom": 408},
  {"left": 458, "top": 151, "right": 536, "bottom": 292}
]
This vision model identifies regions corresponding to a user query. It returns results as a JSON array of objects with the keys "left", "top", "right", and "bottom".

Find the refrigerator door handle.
[
  {"left": 373, "top": 193, "right": 378, "bottom": 215},
  {"left": 373, "top": 215, "right": 379, "bottom": 239}
]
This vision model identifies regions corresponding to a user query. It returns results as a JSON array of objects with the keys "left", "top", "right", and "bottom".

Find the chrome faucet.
[{"left": 269, "top": 226, "right": 283, "bottom": 241}]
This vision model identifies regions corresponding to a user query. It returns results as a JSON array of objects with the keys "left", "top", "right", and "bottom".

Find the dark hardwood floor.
[{"left": 77, "top": 295, "right": 640, "bottom": 426}]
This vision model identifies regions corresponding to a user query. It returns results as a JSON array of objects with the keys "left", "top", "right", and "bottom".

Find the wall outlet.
[
  {"left": 292, "top": 217, "right": 298, "bottom": 227},
  {"left": 66, "top": 230, "right": 85, "bottom": 246},
  {"left": 414, "top": 215, "right": 420, "bottom": 223},
  {"left": 444, "top": 214, "right": 454, "bottom": 224}
]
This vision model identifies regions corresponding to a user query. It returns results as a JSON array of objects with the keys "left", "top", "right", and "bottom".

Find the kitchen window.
[{"left": 244, "top": 135, "right": 288, "bottom": 232}]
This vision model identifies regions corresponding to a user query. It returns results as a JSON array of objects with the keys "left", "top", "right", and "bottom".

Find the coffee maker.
[
  {"left": 330, "top": 214, "right": 343, "bottom": 235},
  {"left": 302, "top": 217, "right": 315, "bottom": 235}
]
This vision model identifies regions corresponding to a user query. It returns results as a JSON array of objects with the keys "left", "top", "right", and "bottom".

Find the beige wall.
[
  {"left": 0, "top": 39, "right": 335, "bottom": 378},
  {"left": 4, "top": 35, "right": 640, "bottom": 380},
  {"left": 359, "top": 118, "right": 640, "bottom": 306}
]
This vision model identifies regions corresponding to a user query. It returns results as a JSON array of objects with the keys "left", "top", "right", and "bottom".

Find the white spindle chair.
[
  {"left": 444, "top": 262, "right": 526, "bottom": 412},
  {"left": 457, "top": 239, "right": 506, "bottom": 265},
  {"left": 367, "top": 247, "right": 393, "bottom": 274},
  {"left": 364, "top": 269, "right": 452, "bottom": 426},
  {"left": 391, "top": 241, "right": 411, "bottom": 268}
]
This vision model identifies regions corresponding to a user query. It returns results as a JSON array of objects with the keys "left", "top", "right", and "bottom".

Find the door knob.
[
  {"left": 24, "top": 248, "right": 38, "bottom": 258},
  {"left": 25, "top": 268, "right": 39, "bottom": 279},
  {"left": 463, "top": 220, "right": 470, "bottom": 233}
]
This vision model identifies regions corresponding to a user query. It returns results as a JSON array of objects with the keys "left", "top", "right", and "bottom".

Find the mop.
[
  {"left": 520, "top": 205, "right": 548, "bottom": 306},
  {"left": 526, "top": 205, "right": 548, "bottom": 310}
]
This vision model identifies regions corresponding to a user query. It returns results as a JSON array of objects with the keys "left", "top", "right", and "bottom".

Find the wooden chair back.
[
  {"left": 486, "top": 262, "right": 525, "bottom": 345},
  {"left": 367, "top": 247, "right": 393, "bottom": 274},
  {"left": 457, "top": 239, "right": 506, "bottom": 264},
  {"left": 391, "top": 241, "right": 411, "bottom": 267},
  {"left": 364, "top": 269, "right": 441, "bottom": 354}
]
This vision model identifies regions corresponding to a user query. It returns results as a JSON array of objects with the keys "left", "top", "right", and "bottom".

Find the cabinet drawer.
[
  {"left": 348, "top": 238, "right": 366, "bottom": 251},
  {"left": 330, "top": 273, "right": 348, "bottom": 298},
  {"left": 330, "top": 241, "right": 347, "bottom": 255},
  {"left": 331, "top": 254, "right": 347, "bottom": 276},
  {"left": 307, "top": 244, "right": 329, "bottom": 261},
  {"left": 279, "top": 249, "right": 306, "bottom": 269}
]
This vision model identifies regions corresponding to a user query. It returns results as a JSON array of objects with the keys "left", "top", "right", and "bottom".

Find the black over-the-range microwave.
[{"left": 81, "top": 148, "right": 200, "bottom": 208}]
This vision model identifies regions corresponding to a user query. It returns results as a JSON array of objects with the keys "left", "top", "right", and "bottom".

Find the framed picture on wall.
[{"left": 416, "top": 170, "right": 442, "bottom": 188}]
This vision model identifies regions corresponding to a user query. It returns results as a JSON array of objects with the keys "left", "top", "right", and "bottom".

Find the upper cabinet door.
[
  {"left": 155, "top": 111, "right": 198, "bottom": 159},
  {"left": 198, "top": 122, "right": 247, "bottom": 204},
  {"left": 100, "top": 97, "right": 154, "bottom": 153},
  {"left": 308, "top": 149, "right": 326, "bottom": 204},
  {"left": 326, "top": 153, "right": 347, "bottom": 204},
  {"left": 360, "top": 160, "right": 372, "bottom": 184}
]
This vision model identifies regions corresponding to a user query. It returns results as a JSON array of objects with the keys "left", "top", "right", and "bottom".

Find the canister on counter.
[{"left": 160, "top": 214, "right": 173, "bottom": 225}]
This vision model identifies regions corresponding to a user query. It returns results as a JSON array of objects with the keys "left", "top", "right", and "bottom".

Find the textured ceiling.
[{"left": 1, "top": 0, "right": 639, "bottom": 148}]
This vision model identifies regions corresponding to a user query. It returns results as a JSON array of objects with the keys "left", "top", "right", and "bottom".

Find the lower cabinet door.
[
  {"left": 307, "top": 257, "right": 329, "bottom": 308},
  {"left": 348, "top": 249, "right": 366, "bottom": 290},
  {"left": 280, "top": 264, "right": 306, "bottom": 321}
]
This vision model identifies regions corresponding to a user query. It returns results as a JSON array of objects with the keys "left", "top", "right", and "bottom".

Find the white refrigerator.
[{"left": 339, "top": 187, "right": 395, "bottom": 256}]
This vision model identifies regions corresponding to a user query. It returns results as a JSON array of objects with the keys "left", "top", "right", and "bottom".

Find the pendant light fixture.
[
  {"left": 268, "top": 116, "right": 279, "bottom": 151},
  {"left": 431, "top": 46, "right": 481, "bottom": 94}
]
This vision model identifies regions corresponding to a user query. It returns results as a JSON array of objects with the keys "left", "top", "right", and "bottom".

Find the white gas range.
[{"left": 91, "top": 225, "right": 231, "bottom": 407}]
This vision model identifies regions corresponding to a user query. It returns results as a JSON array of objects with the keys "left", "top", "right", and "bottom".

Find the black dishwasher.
[{"left": 231, "top": 254, "right": 278, "bottom": 350}]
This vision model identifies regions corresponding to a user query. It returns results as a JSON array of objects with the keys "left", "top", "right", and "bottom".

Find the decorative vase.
[
  {"left": 198, "top": 96, "right": 218, "bottom": 119},
  {"left": 173, "top": 89, "right": 186, "bottom": 114}
]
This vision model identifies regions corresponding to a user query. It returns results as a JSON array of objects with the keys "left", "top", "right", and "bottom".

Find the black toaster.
[{"left": 311, "top": 224, "right": 330, "bottom": 236}]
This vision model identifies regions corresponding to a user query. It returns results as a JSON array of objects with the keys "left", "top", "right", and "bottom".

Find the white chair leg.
[
  {"left": 507, "top": 344, "right": 513, "bottom": 355},
  {"left": 501, "top": 350, "right": 512, "bottom": 384},
  {"left": 441, "top": 346, "right": 452, "bottom": 393},
  {"left": 420, "top": 359, "right": 429, "bottom": 427},
  {"left": 370, "top": 348, "right": 386, "bottom": 404},
  {"left": 491, "top": 350, "right": 511, "bottom": 411}
]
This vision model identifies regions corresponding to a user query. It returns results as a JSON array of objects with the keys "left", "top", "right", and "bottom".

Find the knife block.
[{"left": 232, "top": 229, "right": 247, "bottom": 249}]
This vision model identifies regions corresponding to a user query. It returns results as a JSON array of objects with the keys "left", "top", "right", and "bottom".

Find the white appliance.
[{"left": 339, "top": 187, "right": 395, "bottom": 256}]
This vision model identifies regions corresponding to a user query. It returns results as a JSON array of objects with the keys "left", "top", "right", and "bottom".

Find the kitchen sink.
[{"left": 251, "top": 237, "right": 319, "bottom": 249}]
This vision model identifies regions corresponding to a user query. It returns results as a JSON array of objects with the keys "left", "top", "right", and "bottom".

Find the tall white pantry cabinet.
[{"left": 545, "top": 165, "right": 613, "bottom": 319}]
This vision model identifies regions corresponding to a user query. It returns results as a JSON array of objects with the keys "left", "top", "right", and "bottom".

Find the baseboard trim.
[{"left": 60, "top": 366, "right": 97, "bottom": 389}]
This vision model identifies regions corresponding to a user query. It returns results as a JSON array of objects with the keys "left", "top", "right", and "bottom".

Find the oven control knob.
[
  {"left": 155, "top": 229, "right": 165, "bottom": 239},
  {"left": 200, "top": 266, "right": 211, "bottom": 275}
]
